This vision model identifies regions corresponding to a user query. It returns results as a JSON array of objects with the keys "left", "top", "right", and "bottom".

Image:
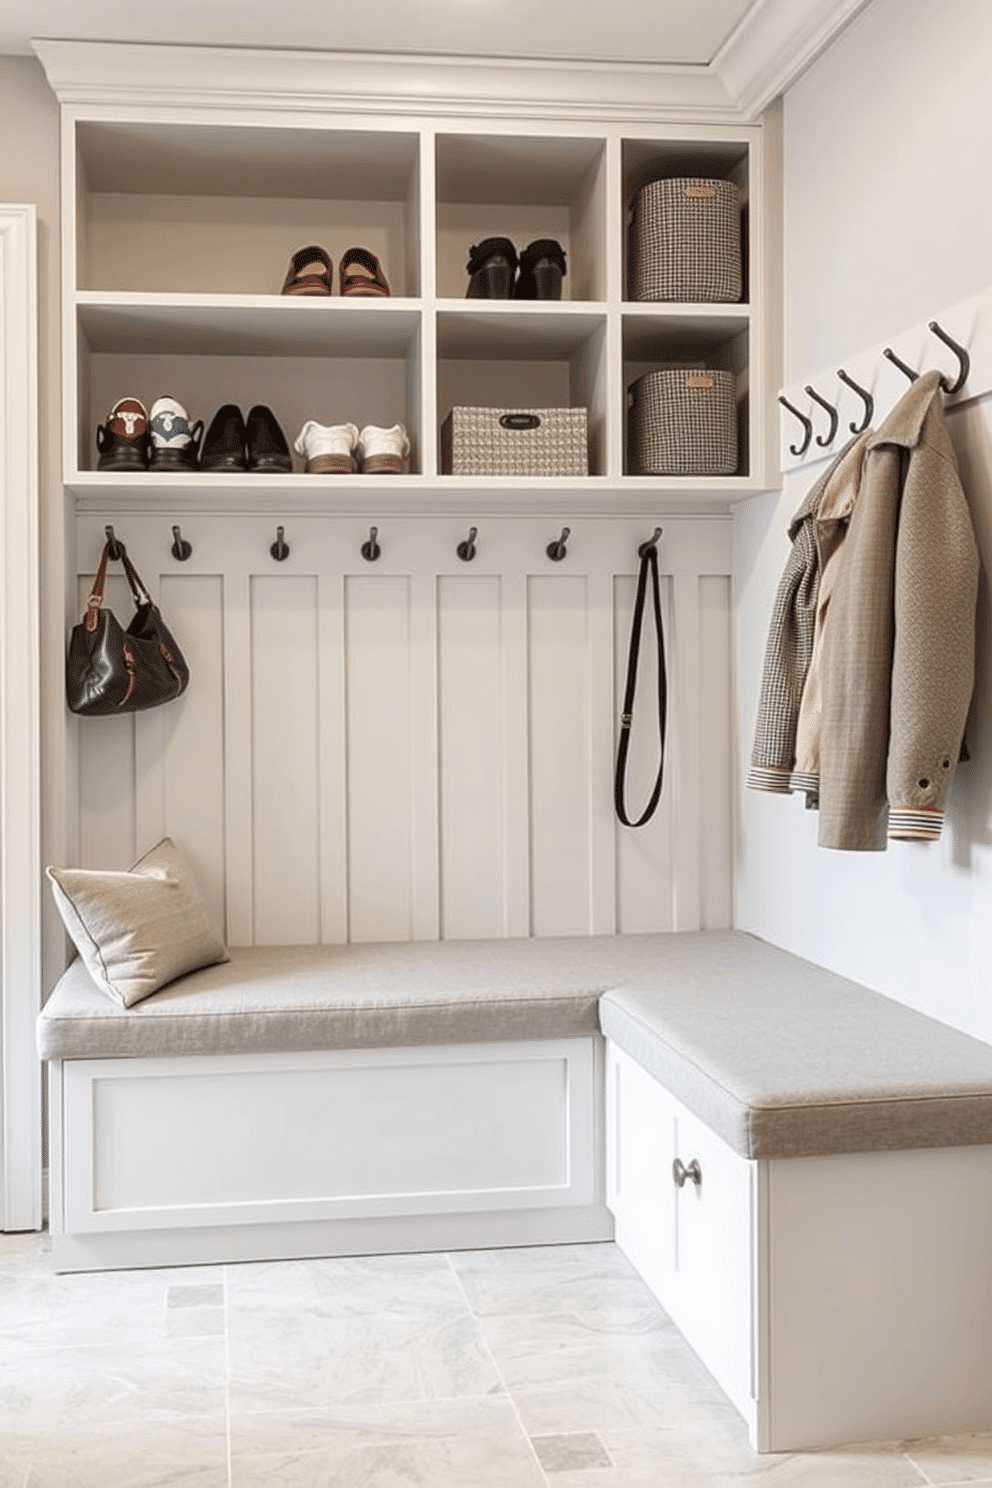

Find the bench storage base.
[
  {"left": 606, "top": 1040, "right": 992, "bottom": 1453},
  {"left": 48, "top": 1035, "right": 612, "bottom": 1273}
]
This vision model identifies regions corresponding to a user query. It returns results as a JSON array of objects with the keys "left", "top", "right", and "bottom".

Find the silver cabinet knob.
[{"left": 673, "top": 1157, "right": 702, "bottom": 1188}]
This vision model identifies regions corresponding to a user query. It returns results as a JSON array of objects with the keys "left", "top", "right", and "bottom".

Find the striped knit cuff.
[
  {"left": 746, "top": 765, "right": 793, "bottom": 794},
  {"left": 788, "top": 770, "right": 820, "bottom": 807},
  {"left": 888, "top": 807, "right": 943, "bottom": 842}
]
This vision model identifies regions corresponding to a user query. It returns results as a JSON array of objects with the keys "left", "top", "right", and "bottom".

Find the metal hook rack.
[
  {"left": 456, "top": 527, "right": 478, "bottom": 562},
  {"left": 929, "top": 320, "right": 970, "bottom": 395},
  {"left": 778, "top": 396, "right": 814, "bottom": 457},
  {"left": 104, "top": 525, "right": 123, "bottom": 560},
  {"left": 805, "top": 385, "right": 839, "bottom": 448},
  {"left": 361, "top": 526, "right": 381, "bottom": 562},
  {"left": 270, "top": 526, "right": 290, "bottom": 562},
  {"left": 836, "top": 369, "right": 874, "bottom": 434},
  {"left": 171, "top": 525, "right": 192, "bottom": 561},
  {"left": 638, "top": 527, "right": 663, "bottom": 558}
]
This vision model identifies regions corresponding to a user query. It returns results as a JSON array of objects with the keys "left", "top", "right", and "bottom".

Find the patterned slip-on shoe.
[
  {"left": 200, "top": 404, "right": 248, "bottom": 472},
  {"left": 514, "top": 238, "right": 567, "bottom": 300},
  {"left": 96, "top": 397, "right": 150, "bottom": 471},
  {"left": 281, "top": 245, "right": 333, "bottom": 296},
  {"left": 294, "top": 420, "right": 360, "bottom": 474},
  {"left": 148, "top": 395, "right": 204, "bottom": 471},
  {"left": 466, "top": 237, "right": 518, "bottom": 298},
  {"left": 357, "top": 422, "right": 410, "bottom": 475},
  {"left": 340, "top": 247, "right": 390, "bottom": 297},
  {"left": 246, "top": 404, "right": 293, "bottom": 473}
]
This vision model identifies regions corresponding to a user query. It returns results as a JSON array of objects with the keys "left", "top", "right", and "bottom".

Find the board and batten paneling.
[{"left": 71, "top": 516, "right": 731, "bottom": 943}]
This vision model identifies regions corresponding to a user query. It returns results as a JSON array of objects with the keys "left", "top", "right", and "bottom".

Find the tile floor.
[{"left": 2, "top": 1232, "right": 992, "bottom": 1486}]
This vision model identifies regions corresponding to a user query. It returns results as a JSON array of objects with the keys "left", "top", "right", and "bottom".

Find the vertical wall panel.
[
  {"left": 613, "top": 571, "right": 675, "bottom": 933},
  {"left": 528, "top": 574, "right": 591, "bottom": 937},
  {"left": 698, "top": 575, "right": 733, "bottom": 928},
  {"left": 76, "top": 571, "right": 136, "bottom": 868},
  {"left": 438, "top": 574, "right": 505, "bottom": 939},
  {"left": 250, "top": 575, "right": 320, "bottom": 945},
  {"left": 345, "top": 574, "right": 414, "bottom": 943}
]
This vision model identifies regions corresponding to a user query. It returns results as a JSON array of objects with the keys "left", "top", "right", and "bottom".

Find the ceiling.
[{"left": 3, "top": 0, "right": 812, "bottom": 68}]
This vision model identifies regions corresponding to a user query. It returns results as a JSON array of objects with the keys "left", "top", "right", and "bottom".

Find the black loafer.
[
  {"left": 514, "top": 239, "right": 566, "bottom": 300},
  {"left": 246, "top": 405, "right": 292, "bottom": 473},
  {"left": 200, "top": 404, "right": 247, "bottom": 471},
  {"left": 466, "top": 237, "right": 518, "bottom": 298}
]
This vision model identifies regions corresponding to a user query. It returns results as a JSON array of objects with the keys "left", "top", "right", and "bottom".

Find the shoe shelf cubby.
[{"left": 63, "top": 111, "right": 771, "bottom": 511}]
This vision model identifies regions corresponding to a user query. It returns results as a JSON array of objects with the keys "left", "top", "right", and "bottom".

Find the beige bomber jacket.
[{"left": 817, "top": 370, "right": 978, "bottom": 850}]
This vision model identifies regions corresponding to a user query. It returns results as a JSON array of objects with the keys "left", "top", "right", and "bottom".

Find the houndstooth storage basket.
[
  {"left": 441, "top": 406, "right": 588, "bottom": 477},
  {"left": 629, "top": 177, "right": 742, "bottom": 303},
  {"left": 628, "top": 369, "right": 738, "bottom": 476}
]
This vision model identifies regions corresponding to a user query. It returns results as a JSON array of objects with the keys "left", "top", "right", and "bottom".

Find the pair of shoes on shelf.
[
  {"left": 96, "top": 396, "right": 204, "bottom": 472},
  {"left": 465, "top": 238, "right": 567, "bottom": 300},
  {"left": 281, "top": 245, "right": 391, "bottom": 298},
  {"left": 295, "top": 420, "right": 410, "bottom": 475},
  {"left": 201, "top": 404, "right": 293, "bottom": 473}
]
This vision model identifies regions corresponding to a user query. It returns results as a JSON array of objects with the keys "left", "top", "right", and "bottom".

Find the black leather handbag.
[{"left": 67, "top": 539, "right": 189, "bottom": 716}]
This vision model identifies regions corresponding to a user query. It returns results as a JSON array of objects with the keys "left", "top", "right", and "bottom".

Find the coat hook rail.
[
  {"left": 638, "top": 527, "right": 663, "bottom": 558},
  {"left": 104, "top": 525, "right": 123, "bottom": 560},
  {"left": 361, "top": 526, "right": 381, "bottom": 563},
  {"left": 170, "top": 525, "right": 192, "bottom": 562},
  {"left": 836, "top": 369, "right": 874, "bottom": 433},
  {"left": 270, "top": 525, "right": 290, "bottom": 562},
  {"left": 929, "top": 320, "right": 970, "bottom": 395},
  {"left": 546, "top": 527, "right": 570, "bottom": 562},
  {"left": 805, "top": 385, "right": 839, "bottom": 448},
  {"left": 456, "top": 526, "right": 478, "bottom": 562},
  {"left": 778, "top": 396, "right": 813, "bottom": 457}
]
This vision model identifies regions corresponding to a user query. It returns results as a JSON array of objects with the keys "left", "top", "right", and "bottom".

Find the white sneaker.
[
  {"left": 294, "top": 420, "right": 359, "bottom": 474},
  {"left": 357, "top": 422, "right": 410, "bottom": 475}
]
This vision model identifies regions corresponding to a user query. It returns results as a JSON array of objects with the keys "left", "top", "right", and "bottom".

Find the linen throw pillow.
[{"left": 47, "top": 837, "right": 229, "bottom": 1007}]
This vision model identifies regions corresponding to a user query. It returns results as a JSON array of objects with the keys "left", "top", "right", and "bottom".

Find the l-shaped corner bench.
[{"left": 37, "top": 929, "right": 992, "bottom": 1453}]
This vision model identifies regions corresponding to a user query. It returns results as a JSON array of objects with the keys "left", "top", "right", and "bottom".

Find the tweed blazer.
[{"left": 818, "top": 370, "right": 978, "bottom": 850}]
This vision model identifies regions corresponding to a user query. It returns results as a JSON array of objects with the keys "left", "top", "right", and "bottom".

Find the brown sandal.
[
  {"left": 281, "top": 245, "right": 333, "bottom": 297},
  {"left": 340, "top": 246, "right": 390, "bottom": 297}
]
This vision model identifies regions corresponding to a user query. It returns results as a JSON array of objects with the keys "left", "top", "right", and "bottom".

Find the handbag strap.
[
  {"left": 84, "top": 539, "right": 152, "bottom": 632},
  {"left": 614, "top": 541, "right": 667, "bottom": 828}
]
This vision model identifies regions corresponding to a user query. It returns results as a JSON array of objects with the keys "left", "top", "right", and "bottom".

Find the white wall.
[{"left": 735, "top": 0, "right": 992, "bottom": 1040}]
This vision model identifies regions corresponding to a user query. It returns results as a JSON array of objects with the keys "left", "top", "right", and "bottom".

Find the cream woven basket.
[
  {"left": 441, "top": 407, "right": 588, "bottom": 477},
  {"left": 628, "top": 177, "right": 742, "bottom": 303}
]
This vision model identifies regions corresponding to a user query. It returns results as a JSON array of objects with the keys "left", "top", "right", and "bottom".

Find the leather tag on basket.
[{"left": 686, "top": 373, "right": 716, "bottom": 389}]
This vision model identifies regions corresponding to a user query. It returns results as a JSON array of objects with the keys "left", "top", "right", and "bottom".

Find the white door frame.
[{"left": 0, "top": 203, "right": 42, "bottom": 1232}]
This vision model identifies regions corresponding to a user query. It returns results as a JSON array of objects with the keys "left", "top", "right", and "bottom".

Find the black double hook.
[
  {"left": 638, "top": 527, "right": 663, "bottom": 559},
  {"left": 456, "top": 527, "right": 478, "bottom": 562},
  {"left": 270, "top": 525, "right": 290, "bottom": 562},
  {"left": 778, "top": 397, "right": 813, "bottom": 457},
  {"left": 805, "top": 385, "right": 839, "bottom": 448},
  {"left": 361, "top": 526, "right": 381, "bottom": 562},
  {"left": 171, "top": 525, "right": 192, "bottom": 561},
  {"left": 883, "top": 321, "right": 970, "bottom": 396},
  {"left": 546, "top": 527, "right": 570, "bottom": 562},
  {"left": 104, "top": 524, "right": 124, "bottom": 560},
  {"left": 836, "top": 369, "right": 874, "bottom": 434}
]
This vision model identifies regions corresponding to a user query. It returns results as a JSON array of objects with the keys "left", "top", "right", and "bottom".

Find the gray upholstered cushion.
[{"left": 599, "top": 932, "right": 992, "bottom": 1159}]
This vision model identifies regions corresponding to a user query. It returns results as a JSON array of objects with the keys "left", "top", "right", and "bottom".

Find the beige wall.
[{"left": 0, "top": 55, "right": 66, "bottom": 996}]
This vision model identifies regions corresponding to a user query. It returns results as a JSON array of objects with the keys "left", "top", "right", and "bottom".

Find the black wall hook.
[
  {"left": 883, "top": 346, "right": 919, "bottom": 383},
  {"left": 170, "top": 525, "right": 192, "bottom": 562},
  {"left": 456, "top": 526, "right": 478, "bottom": 562},
  {"left": 638, "top": 527, "right": 663, "bottom": 558},
  {"left": 104, "top": 524, "right": 123, "bottom": 560},
  {"left": 270, "top": 525, "right": 290, "bottom": 562},
  {"left": 805, "top": 385, "right": 839, "bottom": 448},
  {"left": 361, "top": 526, "right": 381, "bottom": 562},
  {"left": 546, "top": 527, "right": 570, "bottom": 562},
  {"left": 836, "top": 369, "right": 874, "bottom": 434},
  {"left": 778, "top": 396, "right": 813, "bottom": 457},
  {"left": 929, "top": 320, "right": 970, "bottom": 395}
]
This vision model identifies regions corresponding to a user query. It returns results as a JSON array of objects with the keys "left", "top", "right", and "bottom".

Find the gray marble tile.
[
  {"left": 165, "top": 1306, "right": 226, "bottom": 1339},
  {"left": 19, "top": 1417, "right": 229, "bottom": 1487},
  {"left": 226, "top": 1251, "right": 467, "bottom": 1319},
  {"left": 532, "top": 1430, "right": 613, "bottom": 1472},
  {"left": 228, "top": 1301, "right": 502, "bottom": 1412},
  {"left": 230, "top": 1396, "right": 546, "bottom": 1487},
  {"left": 0, "top": 1339, "right": 228, "bottom": 1432},
  {"left": 902, "top": 1432, "right": 992, "bottom": 1484},
  {"left": 450, "top": 1242, "right": 660, "bottom": 1322},
  {"left": 0, "top": 1269, "right": 173, "bottom": 1353},
  {"left": 0, "top": 1232, "right": 52, "bottom": 1277},
  {"left": 168, "top": 1283, "right": 225, "bottom": 1309}
]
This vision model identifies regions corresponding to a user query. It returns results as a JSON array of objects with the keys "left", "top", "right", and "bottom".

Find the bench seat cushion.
[
  {"left": 600, "top": 932, "right": 992, "bottom": 1159},
  {"left": 37, "top": 933, "right": 667, "bottom": 1061}
]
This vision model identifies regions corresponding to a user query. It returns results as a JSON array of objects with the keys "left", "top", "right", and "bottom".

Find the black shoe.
[
  {"left": 96, "top": 397, "right": 150, "bottom": 471},
  {"left": 200, "top": 404, "right": 247, "bottom": 471},
  {"left": 466, "top": 237, "right": 518, "bottom": 298},
  {"left": 246, "top": 405, "right": 292, "bottom": 473},
  {"left": 514, "top": 239, "right": 566, "bottom": 300}
]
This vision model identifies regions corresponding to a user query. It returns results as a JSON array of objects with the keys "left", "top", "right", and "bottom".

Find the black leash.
[{"left": 614, "top": 536, "right": 667, "bottom": 827}]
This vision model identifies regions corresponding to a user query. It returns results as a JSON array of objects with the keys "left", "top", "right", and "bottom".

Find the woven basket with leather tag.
[
  {"left": 441, "top": 406, "right": 588, "bottom": 476},
  {"left": 629, "top": 177, "right": 742, "bottom": 303},
  {"left": 628, "top": 369, "right": 738, "bottom": 476}
]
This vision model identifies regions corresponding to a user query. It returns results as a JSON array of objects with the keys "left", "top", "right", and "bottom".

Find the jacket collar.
[
  {"left": 788, "top": 431, "right": 868, "bottom": 539},
  {"left": 867, "top": 368, "right": 944, "bottom": 452}
]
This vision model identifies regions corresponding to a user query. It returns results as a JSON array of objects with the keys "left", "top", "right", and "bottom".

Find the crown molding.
[{"left": 33, "top": 3, "right": 869, "bottom": 124}]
